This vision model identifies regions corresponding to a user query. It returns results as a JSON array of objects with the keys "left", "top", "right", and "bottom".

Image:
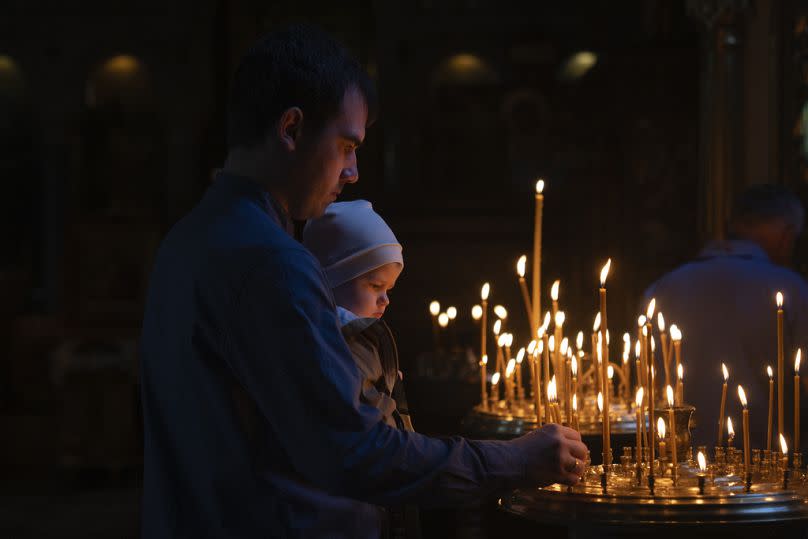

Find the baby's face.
[{"left": 333, "top": 262, "right": 402, "bottom": 319}]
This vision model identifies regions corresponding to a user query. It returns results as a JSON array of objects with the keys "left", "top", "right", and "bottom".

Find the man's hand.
[{"left": 510, "top": 423, "right": 588, "bottom": 487}]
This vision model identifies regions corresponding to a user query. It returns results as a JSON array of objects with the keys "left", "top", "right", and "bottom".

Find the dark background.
[{"left": 0, "top": 0, "right": 807, "bottom": 536}]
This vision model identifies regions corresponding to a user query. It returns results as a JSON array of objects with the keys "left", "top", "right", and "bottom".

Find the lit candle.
[
  {"left": 670, "top": 324, "right": 682, "bottom": 402},
  {"left": 727, "top": 416, "right": 735, "bottom": 447},
  {"left": 480, "top": 354, "right": 488, "bottom": 409},
  {"left": 548, "top": 376, "right": 559, "bottom": 423},
  {"left": 554, "top": 310, "right": 566, "bottom": 392},
  {"left": 516, "top": 255, "right": 533, "bottom": 327},
  {"left": 494, "top": 305, "right": 508, "bottom": 332},
  {"left": 767, "top": 365, "right": 774, "bottom": 452},
  {"left": 777, "top": 292, "right": 785, "bottom": 438},
  {"left": 797, "top": 350, "right": 802, "bottom": 452},
  {"left": 480, "top": 283, "right": 490, "bottom": 368},
  {"left": 531, "top": 179, "right": 544, "bottom": 338},
  {"left": 550, "top": 279, "right": 560, "bottom": 317},
  {"left": 718, "top": 363, "right": 729, "bottom": 445},
  {"left": 622, "top": 333, "right": 631, "bottom": 400},
  {"left": 638, "top": 315, "right": 648, "bottom": 388},
  {"left": 598, "top": 391, "right": 610, "bottom": 468},
  {"left": 565, "top": 350, "right": 573, "bottom": 422},
  {"left": 438, "top": 312, "right": 449, "bottom": 329},
  {"left": 515, "top": 347, "right": 526, "bottom": 401},
  {"left": 657, "top": 417, "right": 667, "bottom": 460},
  {"left": 505, "top": 358, "right": 516, "bottom": 404},
  {"left": 599, "top": 260, "right": 612, "bottom": 467},
  {"left": 635, "top": 388, "right": 645, "bottom": 466},
  {"left": 572, "top": 393, "right": 580, "bottom": 431},
  {"left": 658, "top": 312, "right": 670, "bottom": 388},
  {"left": 490, "top": 372, "right": 500, "bottom": 408},
  {"left": 667, "top": 385, "right": 677, "bottom": 479},
  {"left": 504, "top": 334, "right": 514, "bottom": 399},
  {"left": 697, "top": 451, "right": 707, "bottom": 495},
  {"left": 533, "top": 339, "right": 543, "bottom": 425},
  {"left": 648, "top": 364, "right": 656, "bottom": 466},
  {"left": 592, "top": 312, "right": 602, "bottom": 389},
  {"left": 541, "top": 314, "right": 552, "bottom": 424},
  {"left": 429, "top": 300, "right": 440, "bottom": 348},
  {"left": 676, "top": 363, "right": 684, "bottom": 405},
  {"left": 495, "top": 331, "right": 506, "bottom": 383},
  {"left": 738, "top": 385, "right": 751, "bottom": 472},
  {"left": 571, "top": 355, "right": 578, "bottom": 419},
  {"left": 607, "top": 364, "right": 615, "bottom": 403},
  {"left": 781, "top": 434, "right": 790, "bottom": 488}
]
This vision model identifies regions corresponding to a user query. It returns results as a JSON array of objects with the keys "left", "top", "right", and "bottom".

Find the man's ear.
[{"left": 277, "top": 107, "right": 304, "bottom": 152}]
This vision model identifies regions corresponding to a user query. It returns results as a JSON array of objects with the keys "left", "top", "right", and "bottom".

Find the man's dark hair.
[
  {"left": 226, "top": 24, "right": 377, "bottom": 150},
  {"left": 730, "top": 184, "right": 805, "bottom": 234}
]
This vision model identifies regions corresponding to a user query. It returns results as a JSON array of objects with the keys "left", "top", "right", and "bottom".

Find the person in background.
[{"left": 644, "top": 184, "right": 808, "bottom": 448}]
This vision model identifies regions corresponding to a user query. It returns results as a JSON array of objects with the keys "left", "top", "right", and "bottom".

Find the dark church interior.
[{"left": 4, "top": 0, "right": 808, "bottom": 537}]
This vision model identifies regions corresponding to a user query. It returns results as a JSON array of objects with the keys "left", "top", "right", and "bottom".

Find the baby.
[{"left": 302, "top": 200, "right": 412, "bottom": 431}]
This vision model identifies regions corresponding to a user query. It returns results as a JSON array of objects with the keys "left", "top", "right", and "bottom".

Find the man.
[
  {"left": 644, "top": 185, "right": 808, "bottom": 448},
  {"left": 140, "top": 25, "right": 586, "bottom": 538}
]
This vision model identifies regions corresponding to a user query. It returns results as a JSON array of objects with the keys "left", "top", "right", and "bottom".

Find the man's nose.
[{"left": 340, "top": 167, "right": 359, "bottom": 184}]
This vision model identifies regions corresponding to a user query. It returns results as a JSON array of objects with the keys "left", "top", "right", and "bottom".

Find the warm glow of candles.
[
  {"left": 634, "top": 340, "right": 641, "bottom": 359},
  {"left": 638, "top": 314, "right": 647, "bottom": 328},
  {"left": 576, "top": 331, "right": 584, "bottom": 351},
  {"left": 635, "top": 387, "right": 644, "bottom": 465},
  {"left": 481, "top": 283, "right": 490, "bottom": 301},
  {"left": 780, "top": 433, "right": 788, "bottom": 456},
  {"left": 727, "top": 416, "right": 735, "bottom": 445},
  {"left": 593, "top": 313, "right": 601, "bottom": 333},
  {"left": 738, "top": 385, "right": 750, "bottom": 471},
  {"left": 598, "top": 391, "right": 603, "bottom": 412},
  {"left": 560, "top": 337, "right": 569, "bottom": 356},
  {"left": 429, "top": 301, "right": 440, "bottom": 316},
  {"left": 550, "top": 279, "right": 560, "bottom": 302},
  {"left": 796, "top": 349, "right": 802, "bottom": 452},
  {"left": 768, "top": 365, "right": 775, "bottom": 452},
  {"left": 516, "top": 255, "right": 527, "bottom": 278},
  {"left": 446, "top": 306, "right": 457, "bottom": 320},
  {"left": 677, "top": 362, "right": 684, "bottom": 404},
  {"left": 516, "top": 348, "right": 525, "bottom": 363},
  {"left": 667, "top": 385, "right": 678, "bottom": 476},
  {"left": 438, "top": 313, "right": 449, "bottom": 327},
  {"left": 658, "top": 416, "right": 667, "bottom": 439},
  {"left": 599, "top": 259, "right": 612, "bottom": 287},
  {"left": 669, "top": 325, "right": 681, "bottom": 341},
  {"left": 646, "top": 298, "right": 656, "bottom": 320},
  {"left": 555, "top": 311, "right": 565, "bottom": 328},
  {"left": 697, "top": 451, "right": 706, "bottom": 472},
  {"left": 494, "top": 305, "right": 507, "bottom": 320},
  {"left": 497, "top": 333, "right": 507, "bottom": 347},
  {"left": 657, "top": 313, "right": 666, "bottom": 332},
  {"left": 493, "top": 319, "right": 502, "bottom": 335},
  {"left": 471, "top": 305, "right": 482, "bottom": 320},
  {"left": 718, "top": 363, "right": 729, "bottom": 445},
  {"left": 527, "top": 340, "right": 537, "bottom": 355},
  {"left": 506, "top": 359, "right": 516, "bottom": 377},
  {"left": 571, "top": 356, "right": 578, "bottom": 377},
  {"left": 777, "top": 292, "right": 785, "bottom": 441}
]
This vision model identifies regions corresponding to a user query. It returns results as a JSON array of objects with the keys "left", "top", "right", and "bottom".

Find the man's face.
[{"left": 289, "top": 86, "right": 367, "bottom": 220}]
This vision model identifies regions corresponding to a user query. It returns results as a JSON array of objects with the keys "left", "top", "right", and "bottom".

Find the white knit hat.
[{"left": 302, "top": 200, "right": 403, "bottom": 288}]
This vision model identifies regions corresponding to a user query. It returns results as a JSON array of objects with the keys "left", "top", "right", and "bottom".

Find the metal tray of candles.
[{"left": 501, "top": 449, "right": 808, "bottom": 531}]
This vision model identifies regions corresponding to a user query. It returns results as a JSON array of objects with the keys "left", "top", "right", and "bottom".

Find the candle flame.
[
  {"left": 493, "top": 319, "right": 502, "bottom": 335},
  {"left": 548, "top": 335, "right": 555, "bottom": 352},
  {"left": 571, "top": 356, "right": 578, "bottom": 376},
  {"left": 606, "top": 329, "right": 610, "bottom": 345},
  {"left": 796, "top": 349, "right": 802, "bottom": 374},
  {"left": 576, "top": 331, "right": 584, "bottom": 350},
  {"left": 438, "top": 313, "right": 449, "bottom": 327},
  {"left": 548, "top": 377, "right": 557, "bottom": 402},
  {"left": 678, "top": 363, "right": 684, "bottom": 381},
  {"left": 527, "top": 340, "right": 537, "bottom": 355},
  {"left": 560, "top": 337, "right": 569, "bottom": 356},
  {"left": 572, "top": 394, "right": 578, "bottom": 411},
  {"left": 597, "top": 335, "right": 603, "bottom": 364},
  {"left": 429, "top": 301, "right": 440, "bottom": 316},
  {"left": 635, "top": 387, "right": 644, "bottom": 407},
  {"left": 634, "top": 340, "right": 641, "bottom": 359},
  {"left": 642, "top": 326, "right": 648, "bottom": 337},
  {"left": 597, "top": 391, "right": 604, "bottom": 413},
  {"left": 650, "top": 335, "right": 656, "bottom": 352},
  {"left": 737, "top": 385, "right": 747, "bottom": 408},
  {"left": 622, "top": 353, "right": 629, "bottom": 365},
  {"left": 504, "top": 333, "right": 513, "bottom": 347},
  {"left": 607, "top": 365, "right": 614, "bottom": 379},
  {"left": 506, "top": 358, "right": 516, "bottom": 377},
  {"left": 471, "top": 304, "right": 482, "bottom": 320},
  {"left": 516, "top": 255, "right": 527, "bottom": 277},
  {"left": 516, "top": 347, "right": 525, "bottom": 364},
  {"left": 697, "top": 451, "right": 707, "bottom": 472},
  {"left": 646, "top": 298, "right": 656, "bottom": 320},
  {"left": 555, "top": 310, "right": 565, "bottom": 328},
  {"left": 538, "top": 340, "right": 544, "bottom": 354},
  {"left": 593, "top": 312, "right": 601, "bottom": 332},
  {"left": 542, "top": 311, "right": 552, "bottom": 331},
  {"left": 638, "top": 314, "right": 647, "bottom": 327},
  {"left": 481, "top": 354, "right": 488, "bottom": 366},
  {"left": 780, "top": 433, "right": 788, "bottom": 455},
  {"left": 722, "top": 363, "right": 729, "bottom": 382},
  {"left": 494, "top": 305, "right": 507, "bottom": 319},
  {"left": 446, "top": 306, "right": 457, "bottom": 320},
  {"left": 777, "top": 291, "right": 784, "bottom": 308},
  {"left": 657, "top": 312, "right": 666, "bottom": 331},
  {"left": 623, "top": 332, "right": 630, "bottom": 344},
  {"left": 551, "top": 280, "right": 560, "bottom": 301},
  {"left": 623, "top": 336, "right": 631, "bottom": 357},
  {"left": 666, "top": 385, "right": 675, "bottom": 407},
  {"left": 767, "top": 365, "right": 774, "bottom": 379},
  {"left": 657, "top": 417, "right": 666, "bottom": 438},
  {"left": 669, "top": 324, "right": 682, "bottom": 341},
  {"left": 481, "top": 283, "right": 490, "bottom": 301},
  {"left": 727, "top": 417, "right": 735, "bottom": 437},
  {"left": 491, "top": 372, "right": 500, "bottom": 385},
  {"left": 536, "top": 178, "right": 545, "bottom": 194},
  {"left": 599, "top": 259, "right": 612, "bottom": 287},
  {"left": 497, "top": 333, "right": 507, "bottom": 347}
]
